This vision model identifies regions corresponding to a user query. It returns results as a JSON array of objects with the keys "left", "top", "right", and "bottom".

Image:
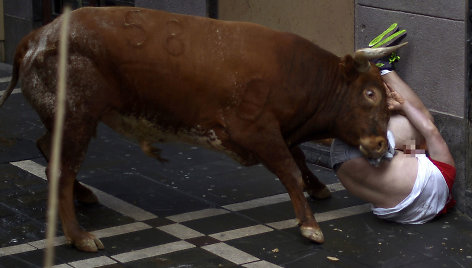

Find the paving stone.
[
  {"left": 80, "top": 171, "right": 214, "bottom": 217},
  {"left": 98, "top": 228, "right": 179, "bottom": 256},
  {"left": 142, "top": 217, "right": 174, "bottom": 228},
  {"left": 0, "top": 254, "right": 43, "bottom": 268},
  {"left": 74, "top": 202, "right": 135, "bottom": 231},
  {"left": 186, "top": 235, "right": 220, "bottom": 247},
  {"left": 182, "top": 212, "right": 261, "bottom": 235},
  {"left": 126, "top": 247, "right": 238, "bottom": 268}
]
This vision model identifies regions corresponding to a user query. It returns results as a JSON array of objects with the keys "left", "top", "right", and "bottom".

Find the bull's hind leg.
[
  {"left": 37, "top": 132, "right": 98, "bottom": 204},
  {"left": 36, "top": 122, "right": 103, "bottom": 251},
  {"left": 23, "top": 54, "right": 108, "bottom": 251},
  {"left": 73, "top": 180, "right": 98, "bottom": 204},
  {"left": 53, "top": 120, "right": 104, "bottom": 252},
  {"left": 290, "top": 146, "right": 331, "bottom": 200}
]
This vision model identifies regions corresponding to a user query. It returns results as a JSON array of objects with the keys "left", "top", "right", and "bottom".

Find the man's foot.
[
  {"left": 368, "top": 23, "right": 407, "bottom": 73},
  {"left": 369, "top": 23, "right": 406, "bottom": 48}
]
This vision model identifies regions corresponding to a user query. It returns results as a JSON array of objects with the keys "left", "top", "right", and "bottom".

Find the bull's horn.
[{"left": 354, "top": 42, "right": 408, "bottom": 72}]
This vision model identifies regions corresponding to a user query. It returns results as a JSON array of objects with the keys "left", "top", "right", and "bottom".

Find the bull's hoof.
[
  {"left": 300, "top": 226, "right": 324, "bottom": 243},
  {"left": 307, "top": 186, "right": 331, "bottom": 200},
  {"left": 69, "top": 234, "right": 105, "bottom": 252}
]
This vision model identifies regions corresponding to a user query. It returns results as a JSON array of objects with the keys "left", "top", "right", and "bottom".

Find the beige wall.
[{"left": 218, "top": 0, "right": 354, "bottom": 57}]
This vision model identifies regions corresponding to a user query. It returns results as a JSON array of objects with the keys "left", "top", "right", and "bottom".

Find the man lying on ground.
[{"left": 330, "top": 25, "right": 455, "bottom": 223}]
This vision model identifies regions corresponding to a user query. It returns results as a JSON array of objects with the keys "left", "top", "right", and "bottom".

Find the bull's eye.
[
  {"left": 364, "top": 88, "right": 379, "bottom": 104},
  {"left": 365, "top": 89, "right": 375, "bottom": 98}
]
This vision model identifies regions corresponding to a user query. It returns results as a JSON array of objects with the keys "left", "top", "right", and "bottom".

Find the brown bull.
[{"left": 0, "top": 7, "right": 405, "bottom": 252}]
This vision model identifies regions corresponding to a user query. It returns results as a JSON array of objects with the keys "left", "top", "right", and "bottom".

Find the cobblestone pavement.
[{"left": 1, "top": 64, "right": 472, "bottom": 267}]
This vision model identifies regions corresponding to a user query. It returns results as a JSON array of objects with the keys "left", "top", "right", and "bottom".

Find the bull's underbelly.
[
  {"left": 102, "top": 110, "right": 223, "bottom": 147},
  {"left": 101, "top": 110, "right": 256, "bottom": 165}
]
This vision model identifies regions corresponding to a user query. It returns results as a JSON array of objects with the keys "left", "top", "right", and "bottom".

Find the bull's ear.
[{"left": 339, "top": 55, "right": 359, "bottom": 81}]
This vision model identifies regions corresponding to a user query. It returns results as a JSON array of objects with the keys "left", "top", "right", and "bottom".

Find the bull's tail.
[
  {"left": 0, "top": 60, "right": 19, "bottom": 107},
  {"left": 0, "top": 40, "right": 23, "bottom": 107}
]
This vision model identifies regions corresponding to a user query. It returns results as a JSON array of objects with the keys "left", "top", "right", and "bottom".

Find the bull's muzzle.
[{"left": 358, "top": 136, "right": 388, "bottom": 159}]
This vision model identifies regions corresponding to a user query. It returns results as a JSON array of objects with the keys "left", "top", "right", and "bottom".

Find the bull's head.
[{"left": 336, "top": 42, "right": 407, "bottom": 159}]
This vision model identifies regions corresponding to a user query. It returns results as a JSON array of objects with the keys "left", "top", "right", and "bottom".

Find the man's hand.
[{"left": 385, "top": 83, "right": 405, "bottom": 111}]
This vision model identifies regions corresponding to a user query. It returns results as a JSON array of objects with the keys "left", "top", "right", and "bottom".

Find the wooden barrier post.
[{"left": 43, "top": 6, "right": 71, "bottom": 268}]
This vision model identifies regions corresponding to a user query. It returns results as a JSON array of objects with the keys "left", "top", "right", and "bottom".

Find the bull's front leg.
[
  {"left": 230, "top": 126, "right": 324, "bottom": 243},
  {"left": 269, "top": 157, "right": 325, "bottom": 243},
  {"left": 291, "top": 146, "right": 331, "bottom": 200}
]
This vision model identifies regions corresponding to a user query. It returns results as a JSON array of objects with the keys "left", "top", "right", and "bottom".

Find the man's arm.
[
  {"left": 383, "top": 71, "right": 434, "bottom": 122},
  {"left": 386, "top": 84, "right": 455, "bottom": 166}
]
